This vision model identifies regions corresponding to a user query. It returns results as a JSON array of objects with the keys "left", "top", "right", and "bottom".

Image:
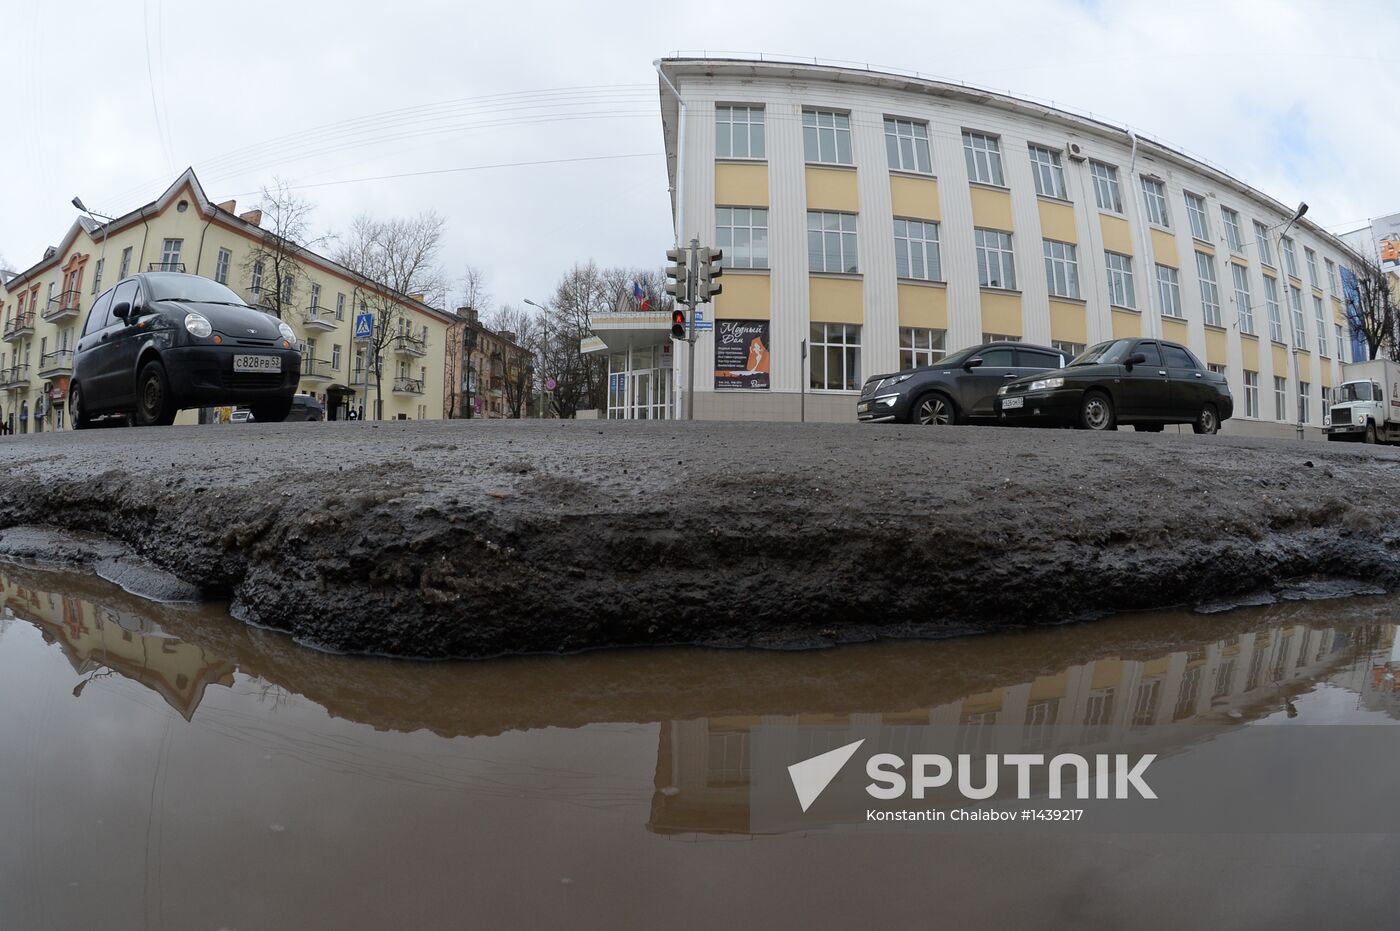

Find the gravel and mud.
[{"left": 1, "top": 419, "right": 1398, "bottom": 659}]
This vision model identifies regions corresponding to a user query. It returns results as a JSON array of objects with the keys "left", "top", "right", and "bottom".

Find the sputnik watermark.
[{"left": 787, "top": 740, "right": 1156, "bottom": 813}]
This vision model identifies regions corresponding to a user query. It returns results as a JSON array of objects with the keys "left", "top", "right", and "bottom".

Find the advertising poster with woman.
[{"left": 714, "top": 320, "right": 770, "bottom": 389}]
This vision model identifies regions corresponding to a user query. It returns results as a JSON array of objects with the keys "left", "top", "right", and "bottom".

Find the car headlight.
[
  {"left": 893, "top": 373, "right": 914, "bottom": 384},
  {"left": 184, "top": 313, "right": 212, "bottom": 337},
  {"left": 1029, "top": 377, "right": 1065, "bottom": 391},
  {"left": 997, "top": 385, "right": 1008, "bottom": 396},
  {"left": 278, "top": 321, "right": 297, "bottom": 342}
]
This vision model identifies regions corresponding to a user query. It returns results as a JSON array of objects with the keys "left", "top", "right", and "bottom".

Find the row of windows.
[
  {"left": 726, "top": 204, "right": 1338, "bottom": 356},
  {"left": 714, "top": 105, "right": 1343, "bottom": 297}
]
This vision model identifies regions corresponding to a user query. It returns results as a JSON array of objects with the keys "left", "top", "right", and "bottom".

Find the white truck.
[{"left": 1325, "top": 359, "right": 1400, "bottom": 443}]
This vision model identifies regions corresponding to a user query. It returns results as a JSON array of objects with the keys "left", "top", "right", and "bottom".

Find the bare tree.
[
  {"left": 1343, "top": 252, "right": 1398, "bottom": 361},
  {"left": 486, "top": 304, "right": 538, "bottom": 418},
  {"left": 460, "top": 264, "right": 491, "bottom": 315},
  {"left": 334, "top": 211, "right": 447, "bottom": 419},
  {"left": 242, "top": 178, "right": 328, "bottom": 320}
]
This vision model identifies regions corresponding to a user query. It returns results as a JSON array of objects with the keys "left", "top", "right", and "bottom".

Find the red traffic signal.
[{"left": 671, "top": 309, "right": 686, "bottom": 339}]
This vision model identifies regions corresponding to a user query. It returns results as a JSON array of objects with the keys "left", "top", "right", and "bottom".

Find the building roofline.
[
  {"left": 2, "top": 168, "right": 461, "bottom": 325},
  {"left": 657, "top": 56, "right": 1366, "bottom": 264}
]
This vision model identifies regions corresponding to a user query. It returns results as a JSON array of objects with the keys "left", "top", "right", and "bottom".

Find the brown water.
[{"left": 1, "top": 564, "right": 1399, "bottom": 929}]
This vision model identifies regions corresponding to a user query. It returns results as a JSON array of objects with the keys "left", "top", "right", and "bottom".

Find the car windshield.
[
  {"left": 1069, "top": 339, "right": 1131, "bottom": 366},
  {"left": 144, "top": 273, "right": 248, "bottom": 305},
  {"left": 1340, "top": 382, "right": 1374, "bottom": 402}
]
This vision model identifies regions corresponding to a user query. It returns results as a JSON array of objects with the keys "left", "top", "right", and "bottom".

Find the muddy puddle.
[{"left": 1, "top": 563, "right": 1398, "bottom": 928}]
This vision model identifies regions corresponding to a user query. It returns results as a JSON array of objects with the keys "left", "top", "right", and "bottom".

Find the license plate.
[
  {"left": 1002, "top": 397, "right": 1024, "bottom": 410},
  {"left": 857, "top": 402, "right": 870, "bottom": 413},
  {"left": 233, "top": 354, "right": 281, "bottom": 373}
]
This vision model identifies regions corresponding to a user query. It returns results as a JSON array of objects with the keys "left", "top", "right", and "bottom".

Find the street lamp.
[
  {"left": 524, "top": 298, "right": 551, "bottom": 418},
  {"left": 72, "top": 196, "right": 115, "bottom": 286},
  {"left": 1275, "top": 202, "right": 1310, "bottom": 441}
]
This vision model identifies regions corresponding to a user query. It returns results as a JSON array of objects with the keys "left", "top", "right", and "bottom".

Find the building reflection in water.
[
  {"left": 650, "top": 623, "right": 1400, "bottom": 836},
  {"left": 0, "top": 572, "right": 236, "bottom": 720}
]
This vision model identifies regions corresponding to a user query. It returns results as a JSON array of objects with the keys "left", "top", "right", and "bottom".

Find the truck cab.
[{"left": 1327, "top": 378, "right": 1386, "bottom": 442}]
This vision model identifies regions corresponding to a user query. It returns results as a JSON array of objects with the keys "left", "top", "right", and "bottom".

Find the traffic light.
[
  {"left": 697, "top": 247, "right": 723, "bottom": 302},
  {"left": 671, "top": 308, "right": 687, "bottom": 340},
  {"left": 664, "top": 248, "right": 688, "bottom": 305}
]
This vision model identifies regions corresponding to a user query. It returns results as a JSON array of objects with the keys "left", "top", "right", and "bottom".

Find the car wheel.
[
  {"left": 1079, "top": 390, "right": 1115, "bottom": 431},
  {"left": 911, "top": 392, "right": 957, "bottom": 426},
  {"left": 70, "top": 382, "right": 91, "bottom": 430},
  {"left": 1365, "top": 422, "right": 1377, "bottom": 444},
  {"left": 250, "top": 397, "right": 294, "bottom": 423},
  {"left": 133, "top": 360, "right": 177, "bottom": 427},
  {"left": 1192, "top": 404, "right": 1220, "bottom": 435}
]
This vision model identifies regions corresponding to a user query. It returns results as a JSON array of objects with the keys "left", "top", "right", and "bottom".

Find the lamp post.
[
  {"left": 524, "top": 298, "right": 551, "bottom": 418},
  {"left": 1275, "top": 202, "right": 1309, "bottom": 441},
  {"left": 462, "top": 308, "right": 478, "bottom": 419},
  {"left": 71, "top": 196, "right": 114, "bottom": 286}
]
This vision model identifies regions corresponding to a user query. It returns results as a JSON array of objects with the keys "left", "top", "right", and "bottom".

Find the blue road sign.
[
  {"left": 355, "top": 312, "right": 374, "bottom": 340},
  {"left": 693, "top": 307, "right": 713, "bottom": 332}
]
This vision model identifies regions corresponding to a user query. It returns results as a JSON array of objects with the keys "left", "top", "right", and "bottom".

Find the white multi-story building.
[{"left": 625, "top": 56, "right": 1361, "bottom": 434}]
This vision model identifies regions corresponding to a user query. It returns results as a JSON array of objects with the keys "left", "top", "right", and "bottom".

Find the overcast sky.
[{"left": 1, "top": 0, "right": 1394, "bottom": 312}]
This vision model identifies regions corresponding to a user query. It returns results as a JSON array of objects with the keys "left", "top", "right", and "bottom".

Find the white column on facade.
[{"left": 768, "top": 96, "right": 811, "bottom": 397}]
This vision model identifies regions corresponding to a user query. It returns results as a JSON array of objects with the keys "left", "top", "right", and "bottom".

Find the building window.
[
  {"left": 716, "top": 207, "right": 769, "bottom": 269},
  {"left": 962, "top": 131, "right": 1005, "bottom": 186},
  {"left": 803, "top": 110, "right": 852, "bottom": 165},
  {"left": 1254, "top": 221, "right": 1274, "bottom": 266},
  {"left": 893, "top": 219, "right": 941, "bottom": 280},
  {"left": 1305, "top": 247, "right": 1320, "bottom": 288},
  {"left": 331, "top": 344, "right": 342, "bottom": 370},
  {"left": 159, "top": 238, "right": 183, "bottom": 271},
  {"left": 1281, "top": 236, "right": 1299, "bottom": 278},
  {"left": 1244, "top": 370, "right": 1259, "bottom": 418},
  {"left": 1052, "top": 340, "right": 1086, "bottom": 358},
  {"left": 310, "top": 283, "right": 321, "bottom": 311},
  {"left": 1264, "top": 277, "right": 1283, "bottom": 342},
  {"left": 1106, "top": 252, "right": 1135, "bottom": 308},
  {"left": 1299, "top": 381, "right": 1310, "bottom": 424},
  {"left": 1156, "top": 264, "right": 1182, "bottom": 318},
  {"left": 807, "top": 211, "right": 858, "bottom": 273},
  {"left": 981, "top": 332, "right": 1022, "bottom": 343},
  {"left": 1221, "top": 207, "right": 1244, "bottom": 253},
  {"left": 214, "top": 248, "right": 231, "bottom": 285},
  {"left": 899, "top": 327, "right": 945, "bottom": 370},
  {"left": 716, "top": 105, "right": 765, "bottom": 159},
  {"left": 1289, "top": 285, "right": 1305, "bottom": 346},
  {"left": 119, "top": 246, "right": 132, "bottom": 278},
  {"left": 1314, "top": 296, "right": 1328, "bottom": 357},
  {"left": 1029, "top": 145, "right": 1067, "bottom": 199},
  {"left": 1325, "top": 258, "right": 1337, "bottom": 295},
  {"left": 1231, "top": 263, "right": 1254, "bottom": 335},
  {"left": 975, "top": 229, "right": 1016, "bottom": 289},
  {"left": 1196, "top": 252, "right": 1221, "bottom": 327},
  {"left": 884, "top": 118, "right": 931, "bottom": 173},
  {"left": 1089, "top": 160, "right": 1122, "bottom": 212},
  {"left": 1335, "top": 323, "right": 1345, "bottom": 363},
  {"left": 1140, "top": 177, "right": 1169, "bottom": 227},
  {"left": 1042, "top": 239, "right": 1080, "bottom": 299},
  {"left": 335, "top": 293, "right": 346, "bottom": 321},
  {"left": 1185, "top": 192, "right": 1210, "bottom": 241},
  {"left": 1274, "top": 376, "right": 1287, "bottom": 421},
  {"left": 251, "top": 261, "right": 264, "bottom": 295},
  {"left": 809, "top": 323, "right": 861, "bottom": 391},
  {"left": 91, "top": 258, "right": 104, "bottom": 294},
  {"left": 281, "top": 273, "right": 294, "bottom": 304}
]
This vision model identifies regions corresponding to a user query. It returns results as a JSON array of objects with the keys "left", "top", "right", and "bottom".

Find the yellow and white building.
[
  {"left": 0, "top": 169, "right": 457, "bottom": 430},
  {"left": 649, "top": 57, "right": 1363, "bottom": 435}
]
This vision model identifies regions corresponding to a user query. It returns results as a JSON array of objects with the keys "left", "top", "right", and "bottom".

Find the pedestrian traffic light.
[
  {"left": 665, "top": 248, "right": 688, "bottom": 305},
  {"left": 671, "top": 308, "right": 687, "bottom": 340},
  {"left": 697, "top": 247, "right": 723, "bottom": 302}
]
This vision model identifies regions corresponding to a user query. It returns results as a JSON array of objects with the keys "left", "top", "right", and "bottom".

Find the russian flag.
[{"left": 632, "top": 280, "right": 651, "bottom": 311}]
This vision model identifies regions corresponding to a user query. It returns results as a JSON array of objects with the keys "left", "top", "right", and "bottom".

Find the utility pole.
[{"left": 686, "top": 237, "right": 699, "bottom": 421}]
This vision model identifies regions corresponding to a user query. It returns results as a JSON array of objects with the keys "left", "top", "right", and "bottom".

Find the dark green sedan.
[{"left": 994, "top": 337, "right": 1233, "bottom": 434}]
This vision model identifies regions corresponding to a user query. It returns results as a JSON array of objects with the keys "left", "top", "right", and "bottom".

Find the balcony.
[
  {"left": 393, "top": 333, "right": 427, "bottom": 358},
  {"left": 392, "top": 377, "right": 425, "bottom": 395},
  {"left": 43, "top": 290, "right": 82, "bottom": 323},
  {"left": 301, "top": 307, "right": 338, "bottom": 332},
  {"left": 300, "top": 357, "right": 335, "bottom": 382},
  {"left": 38, "top": 350, "right": 74, "bottom": 378},
  {"left": 2, "top": 364, "right": 30, "bottom": 390},
  {"left": 3, "top": 312, "right": 35, "bottom": 343}
]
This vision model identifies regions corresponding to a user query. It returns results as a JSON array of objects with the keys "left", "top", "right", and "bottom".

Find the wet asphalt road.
[{"left": 1, "top": 419, "right": 1399, "bottom": 657}]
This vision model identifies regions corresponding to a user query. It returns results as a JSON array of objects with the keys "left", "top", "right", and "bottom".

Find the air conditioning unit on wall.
[{"left": 1066, "top": 141, "right": 1087, "bottom": 162}]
